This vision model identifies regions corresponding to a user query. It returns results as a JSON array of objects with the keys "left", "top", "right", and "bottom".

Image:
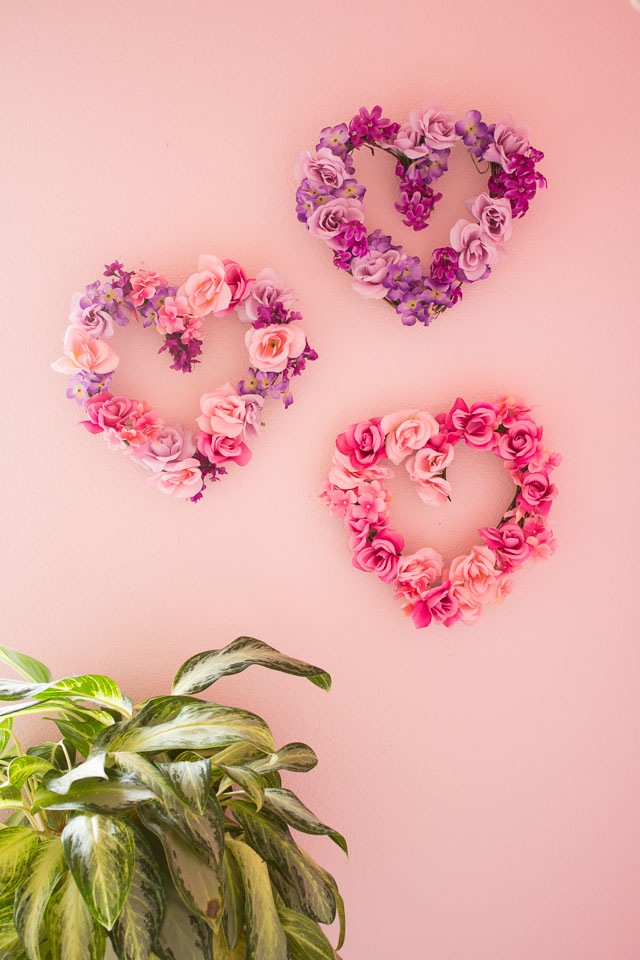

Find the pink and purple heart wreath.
[
  {"left": 296, "top": 104, "right": 546, "bottom": 328},
  {"left": 320, "top": 397, "right": 560, "bottom": 628},
  {"left": 52, "top": 256, "right": 317, "bottom": 501}
]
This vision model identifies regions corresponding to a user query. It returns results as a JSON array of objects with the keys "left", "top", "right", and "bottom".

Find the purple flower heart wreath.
[
  {"left": 320, "top": 396, "right": 560, "bottom": 629},
  {"left": 52, "top": 256, "right": 317, "bottom": 501},
  {"left": 296, "top": 103, "right": 546, "bottom": 328}
]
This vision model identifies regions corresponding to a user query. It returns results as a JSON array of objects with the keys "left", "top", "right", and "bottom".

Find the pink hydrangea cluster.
[
  {"left": 297, "top": 105, "right": 546, "bottom": 329},
  {"left": 320, "top": 397, "right": 559, "bottom": 629},
  {"left": 52, "top": 258, "right": 316, "bottom": 502}
]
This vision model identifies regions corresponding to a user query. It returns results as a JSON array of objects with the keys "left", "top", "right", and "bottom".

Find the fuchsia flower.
[
  {"left": 479, "top": 522, "right": 532, "bottom": 570},
  {"left": 445, "top": 398, "right": 499, "bottom": 449},
  {"left": 495, "top": 417, "right": 543, "bottom": 467},
  {"left": 81, "top": 393, "right": 134, "bottom": 434},
  {"left": 411, "top": 583, "right": 462, "bottom": 629},
  {"left": 130, "top": 269, "right": 167, "bottom": 308},
  {"left": 517, "top": 470, "right": 558, "bottom": 517},
  {"left": 149, "top": 459, "right": 203, "bottom": 499},
  {"left": 336, "top": 418, "right": 386, "bottom": 469},
  {"left": 197, "top": 432, "right": 251, "bottom": 466},
  {"left": 52, "top": 327, "right": 119, "bottom": 376},
  {"left": 215, "top": 260, "right": 252, "bottom": 317},
  {"left": 353, "top": 529, "right": 404, "bottom": 583}
]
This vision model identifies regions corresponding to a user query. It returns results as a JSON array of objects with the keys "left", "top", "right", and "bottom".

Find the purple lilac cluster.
[{"left": 296, "top": 104, "right": 546, "bottom": 329}]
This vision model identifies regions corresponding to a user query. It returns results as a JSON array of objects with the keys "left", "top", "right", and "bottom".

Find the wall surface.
[{"left": 2, "top": 1, "right": 640, "bottom": 957}]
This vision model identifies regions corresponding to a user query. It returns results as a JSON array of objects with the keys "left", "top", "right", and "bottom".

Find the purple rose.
[
  {"left": 69, "top": 293, "right": 114, "bottom": 339},
  {"left": 295, "top": 148, "right": 348, "bottom": 189},
  {"left": 350, "top": 248, "right": 401, "bottom": 299},
  {"left": 479, "top": 523, "right": 532, "bottom": 570},
  {"left": 238, "top": 268, "right": 297, "bottom": 324},
  {"left": 450, "top": 219, "right": 504, "bottom": 282},
  {"left": 353, "top": 528, "right": 404, "bottom": 583},
  {"left": 133, "top": 424, "right": 196, "bottom": 473},
  {"left": 307, "top": 197, "right": 365, "bottom": 250},
  {"left": 467, "top": 194, "right": 513, "bottom": 243},
  {"left": 495, "top": 418, "right": 542, "bottom": 467}
]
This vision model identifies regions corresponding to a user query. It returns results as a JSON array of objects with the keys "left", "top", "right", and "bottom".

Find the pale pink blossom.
[
  {"left": 351, "top": 248, "right": 402, "bottom": 299},
  {"left": 295, "top": 148, "right": 348, "bottom": 188},
  {"left": 197, "top": 383, "right": 255, "bottom": 439},
  {"left": 406, "top": 443, "right": 454, "bottom": 506},
  {"left": 51, "top": 327, "right": 119, "bottom": 375},
  {"left": 380, "top": 409, "right": 440, "bottom": 465},
  {"left": 467, "top": 194, "right": 513, "bottom": 243},
  {"left": 150, "top": 459, "right": 203, "bottom": 499},
  {"left": 328, "top": 449, "right": 393, "bottom": 490},
  {"left": 156, "top": 295, "right": 191, "bottom": 335},
  {"left": 484, "top": 115, "right": 530, "bottom": 167},
  {"left": 409, "top": 103, "right": 459, "bottom": 149},
  {"left": 395, "top": 548, "right": 444, "bottom": 605},
  {"left": 182, "top": 254, "right": 232, "bottom": 317},
  {"left": 450, "top": 219, "right": 505, "bottom": 282},
  {"left": 245, "top": 323, "right": 306, "bottom": 373}
]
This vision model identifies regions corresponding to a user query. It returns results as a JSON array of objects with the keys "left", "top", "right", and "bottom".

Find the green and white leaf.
[
  {"left": 249, "top": 742, "right": 318, "bottom": 775},
  {"left": 111, "top": 829, "right": 164, "bottom": 960},
  {"left": 13, "top": 837, "right": 66, "bottom": 960},
  {"left": 173, "top": 637, "right": 331, "bottom": 695},
  {"left": 262, "top": 788, "right": 347, "bottom": 854},
  {"left": 278, "top": 904, "right": 337, "bottom": 960},
  {"left": 0, "top": 647, "right": 51, "bottom": 684},
  {"left": 34, "top": 676, "right": 132, "bottom": 717},
  {"left": 146, "top": 793, "right": 225, "bottom": 869},
  {"left": 0, "top": 698, "right": 114, "bottom": 727},
  {"left": 45, "top": 870, "right": 106, "bottom": 960},
  {"left": 0, "top": 785, "right": 25, "bottom": 811},
  {"left": 105, "top": 697, "right": 275, "bottom": 755},
  {"left": 221, "top": 847, "right": 244, "bottom": 951},
  {"left": 34, "top": 775, "right": 155, "bottom": 814},
  {"left": 26, "top": 740, "right": 72, "bottom": 769},
  {"left": 153, "top": 886, "right": 213, "bottom": 960},
  {"left": 216, "top": 763, "right": 265, "bottom": 810},
  {"left": 0, "top": 827, "right": 39, "bottom": 897},
  {"left": 62, "top": 813, "right": 135, "bottom": 930},
  {"left": 45, "top": 751, "right": 107, "bottom": 795},
  {"left": 226, "top": 837, "right": 288, "bottom": 960},
  {"left": 156, "top": 758, "right": 211, "bottom": 813}
]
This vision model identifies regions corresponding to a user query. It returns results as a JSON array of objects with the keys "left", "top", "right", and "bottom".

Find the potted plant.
[{"left": 0, "top": 638, "right": 345, "bottom": 960}]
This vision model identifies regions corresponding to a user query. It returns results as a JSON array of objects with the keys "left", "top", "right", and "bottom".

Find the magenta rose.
[
  {"left": 479, "top": 522, "right": 531, "bottom": 570},
  {"left": 352, "top": 528, "right": 404, "bottom": 583},
  {"left": 445, "top": 398, "right": 498, "bottom": 450},
  {"left": 81, "top": 393, "right": 134, "bottom": 434},
  {"left": 351, "top": 248, "right": 401, "bottom": 299},
  {"left": 336, "top": 418, "right": 386, "bottom": 469},
  {"left": 517, "top": 470, "right": 557, "bottom": 516},
  {"left": 411, "top": 582, "right": 461, "bottom": 629},
  {"left": 210, "top": 260, "right": 252, "bottom": 317},
  {"left": 197, "top": 431, "right": 252, "bottom": 467},
  {"left": 467, "top": 194, "right": 513, "bottom": 243},
  {"left": 307, "top": 197, "right": 365, "bottom": 250},
  {"left": 495, "top": 417, "right": 542, "bottom": 467},
  {"left": 346, "top": 516, "right": 373, "bottom": 552},
  {"left": 450, "top": 219, "right": 504, "bottom": 281}
]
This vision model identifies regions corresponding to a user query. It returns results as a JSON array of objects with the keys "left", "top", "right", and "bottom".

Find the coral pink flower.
[
  {"left": 448, "top": 545, "right": 500, "bottom": 622},
  {"left": 523, "top": 516, "right": 557, "bottom": 559},
  {"left": 197, "top": 383, "right": 257, "bottom": 439},
  {"left": 196, "top": 431, "right": 252, "bottom": 466},
  {"left": 318, "top": 483, "right": 357, "bottom": 518},
  {"left": 51, "top": 327, "right": 119, "bottom": 375},
  {"left": 411, "top": 582, "right": 461, "bottom": 628},
  {"left": 353, "top": 529, "right": 404, "bottom": 583},
  {"left": 348, "top": 480, "right": 391, "bottom": 525},
  {"left": 150, "top": 459, "right": 203, "bottom": 499},
  {"left": 81, "top": 393, "right": 133, "bottom": 434},
  {"left": 405, "top": 443, "right": 454, "bottom": 506},
  {"left": 130, "top": 269, "right": 167, "bottom": 308},
  {"left": 396, "top": 548, "right": 444, "bottom": 605},
  {"left": 245, "top": 324, "right": 306, "bottom": 373},
  {"left": 182, "top": 254, "right": 232, "bottom": 317},
  {"left": 380, "top": 409, "right": 440, "bottom": 465},
  {"left": 328, "top": 449, "right": 393, "bottom": 490}
]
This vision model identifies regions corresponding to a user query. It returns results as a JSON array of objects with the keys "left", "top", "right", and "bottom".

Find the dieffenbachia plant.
[{"left": 0, "top": 639, "right": 345, "bottom": 960}]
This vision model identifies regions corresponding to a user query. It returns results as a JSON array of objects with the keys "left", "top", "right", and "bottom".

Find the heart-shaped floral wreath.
[
  {"left": 52, "top": 256, "right": 317, "bottom": 501},
  {"left": 296, "top": 104, "right": 546, "bottom": 328},
  {"left": 320, "top": 397, "right": 559, "bottom": 628}
]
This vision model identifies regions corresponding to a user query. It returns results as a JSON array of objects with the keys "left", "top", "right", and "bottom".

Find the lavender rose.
[
  {"left": 467, "top": 194, "right": 513, "bottom": 243},
  {"left": 351, "top": 248, "right": 402, "bottom": 299},
  {"left": 133, "top": 424, "right": 196, "bottom": 473},
  {"left": 450, "top": 218, "right": 504, "bottom": 282},
  {"left": 307, "top": 197, "right": 365, "bottom": 250},
  {"left": 69, "top": 293, "right": 114, "bottom": 339}
]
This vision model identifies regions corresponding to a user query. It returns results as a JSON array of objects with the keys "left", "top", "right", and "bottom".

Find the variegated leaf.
[
  {"left": 62, "top": 813, "right": 135, "bottom": 929},
  {"left": 33, "top": 775, "right": 155, "bottom": 814},
  {"left": 156, "top": 758, "right": 211, "bottom": 813},
  {"left": 32, "top": 675, "right": 132, "bottom": 718},
  {"left": 45, "top": 751, "right": 107, "bottom": 795},
  {"left": 262, "top": 788, "right": 347, "bottom": 855},
  {"left": 0, "top": 647, "right": 51, "bottom": 684},
  {"left": 45, "top": 871, "right": 106, "bottom": 960},
  {"left": 221, "top": 847, "right": 244, "bottom": 951},
  {"left": 0, "top": 785, "right": 24, "bottom": 811},
  {"left": 0, "top": 698, "right": 114, "bottom": 727},
  {"left": 226, "top": 837, "right": 288, "bottom": 960},
  {"left": 105, "top": 697, "right": 274, "bottom": 756},
  {"left": 278, "top": 905, "right": 337, "bottom": 960},
  {"left": 143, "top": 793, "right": 225, "bottom": 869},
  {"left": 110, "top": 753, "right": 188, "bottom": 810},
  {"left": 216, "top": 763, "right": 265, "bottom": 810},
  {"left": 153, "top": 886, "right": 213, "bottom": 960},
  {"left": 13, "top": 837, "right": 66, "bottom": 960},
  {"left": 26, "top": 741, "right": 72, "bottom": 769},
  {"left": 173, "top": 638, "right": 331, "bottom": 695},
  {"left": 0, "top": 827, "right": 39, "bottom": 897},
  {"left": 249, "top": 742, "right": 318, "bottom": 775},
  {"left": 8, "top": 756, "right": 55, "bottom": 789},
  {"left": 111, "top": 829, "right": 164, "bottom": 960}
]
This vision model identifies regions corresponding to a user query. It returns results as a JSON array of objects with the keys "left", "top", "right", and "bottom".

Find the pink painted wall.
[{"left": 2, "top": 1, "right": 640, "bottom": 956}]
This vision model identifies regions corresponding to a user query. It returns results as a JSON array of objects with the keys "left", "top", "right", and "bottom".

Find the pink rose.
[
  {"left": 479, "top": 522, "right": 532, "bottom": 570},
  {"left": 517, "top": 470, "right": 557, "bottom": 517},
  {"left": 196, "top": 431, "right": 251, "bottom": 466},
  {"left": 197, "top": 383, "right": 255, "bottom": 439},
  {"left": 213, "top": 260, "right": 252, "bottom": 317},
  {"left": 448, "top": 545, "right": 500, "bottom": 622},
  {"left": 450, "top": 219, "right": 504, "bottom": 281},
  {"left": 69, "top": 294, "right": 114, "bottom": 339},
  {"left": 484, "top": 115, "right": 530, "bottom": 167},
  {"left": 182, "top": 254, "right": 232, "bottom": 317},
  {"left": 351, "top": 248, "right": 401, "bottom": 299},
  {"left": 238, "top": 268, "right": 297, "bottom": 324},
  {"left": 393, "top": 124, "right": 433, "bottom": 160},
  {"left": 380, "top": 410, "right": 440, "bottom": 465},
  {"left": 51, "top": 327, "right": 119, "bottom": 376},
  {"left": 130, "top": 269, "right": 167, "bottom": 308},
  {"left": 445, "top": 398, "right": 498, "bottom": 450},
  {"left": 307, "top": 197, "right": 365, "bottom": 250},
  {"left": 346, "top": 516, "right": 374, "bottom": 551},
  {"left": 409, "top": 103, "right": 459, "bottom": 149},
  {"left": 118, "top": 401, "right": 162, "bottom": 447},
  {"left": 336, "top": 418, "right": 386, "bottom": 470},
  {"left": 295, "top": 148, "right": 348, "bottom": 189},
  {"left": 406, "top": 443, "right": 454, "bottom": 506},
  {"left": 157, "top": 295, "right": 191, "bottom": 335},
  {"left": 81, "top": 392, "right": 133, "bottom": 434},
  {"left": 467, "top": 194, "right": 513, "bottom": 243},
  {"left": 133, "top": 424, "right": 196, "bottom": 473},
  {"left": 523, "top": 515, "right": 557, "bottom": 560},
  {"left": 150, "top": 458, "right": 203, "bottom": 499},
  {"left": 245, "top": 324, "right": 306, "bottom": 374},
  {"left": 495, "top": 418, "right": 542, "bottom": 467},
  {"left": 396, "top": 547, "right": 444, "bottom": 605},
  {"left": 328, "top": 449, "right": 393, "bottom": 490},
  {"left": 352, "top": 528, "right": 404, "bottom": 583},
  {"left": 411, "top": 582, "right": 461, "bottom": 628}
]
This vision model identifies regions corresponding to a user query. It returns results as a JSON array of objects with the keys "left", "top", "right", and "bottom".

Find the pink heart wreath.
[
  {"left": 320, "top": 397, "right": 560, "bottom": 628},
  {"left": 296, "top": 103, "right": 546, "bottom": 328},
  {"left": 52, "top": 256, "right": 317, "bottom": 501}
]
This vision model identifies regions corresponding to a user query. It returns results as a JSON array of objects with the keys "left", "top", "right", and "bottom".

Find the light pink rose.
[
  {"left": 69, "top": 293, "right": 114, "bottom": 339},
  {"left": 393, "top": 123, "right": 433, "bottom": 160},
  {"left": 467, "top": 194, "right": 513, "bottom": 243},
  {"left": 51, "top": 327, "right": 119, "bottom": 375},
  {"left": 130, "top": 269, "right": 167, "bottom": 308},
  {"left": 351, "top": 248, "right": 401, "bottom": 299},
  {"left": 245, "top": 323, "right": 306, "bottom": 373},
  {"left": 182, "top": 254, "right": 232, "bottom": 317},
  {"left": 448, "top": 545, "right": 500, "bottom": 622},
  {"left": 406, "top": 443, "right": 454, "bottom": 506},
  {"left": 307, "top": 197, "right": 365, "bottom": 250},
  {"left": 197, "top": 383, "right": 253, "bottom": 439},
  {"left": 213, "top": 260, "right": 252, "bottom": 317},
  {"left": 238, "top": 268, "right": 297, "bottom": 324},
  {"left": 133, "top": 424, "right": 196, "bottom": 473},
  {"left": 409, "top": 103, "right": 459, "bottom": 149},
  {"left": 150, "top": 458, "right": 203, "bottom": 499},
  {"left": 484, "top": 115, "right": 530, "bottom": 167},
  {"left": 450, "top": 219, "right": 505, "bottom": 281},
  {"left": 328, "top": 449, "right": 393, "bottom": 490},
  {"left": 295, "top": 148, "right": 348, "bottom": 189},
  {"left": 396, "top": 547, "right": 444, "bottom": 604},
  {"left": 380, "top": 409, "right": 440, "bottom": 465}
]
